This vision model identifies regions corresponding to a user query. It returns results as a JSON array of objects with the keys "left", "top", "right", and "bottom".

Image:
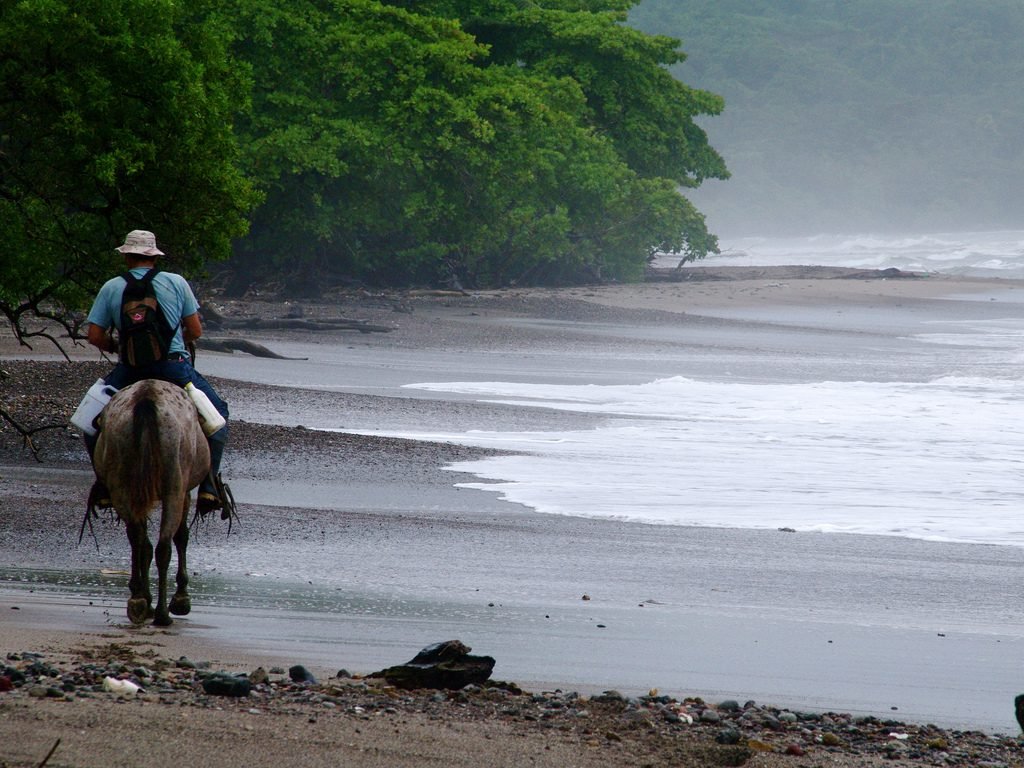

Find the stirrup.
[
  {"left": 192, "top": 473, "right": 238, "bottom": 530},
  {"left": 80, "top": 480, "right": 113, "bottom": 547},
  {"left": 87, "top": 481, "right": 113, "bottom": 514},
  {"left": 196, "top": 491, "right": 221, "bottom": 517},
  {"left": 214, "top": 473, "right": 238, "bottom": 525}
]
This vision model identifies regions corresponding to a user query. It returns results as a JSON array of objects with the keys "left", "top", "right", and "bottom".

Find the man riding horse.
[{"left": 84, "top": 229, "right": 229, "bottom": 517}]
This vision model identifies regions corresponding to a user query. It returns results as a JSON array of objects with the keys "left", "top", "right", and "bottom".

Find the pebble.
[
  {"left": 288, "top": 665, "right": 317, "bottom": 684},
  {"left": 2, "top": 647, "right": 1021, "bottom": 766},
  {"left": 821, "top": 731, "right": 845, "bottom": 747},
  {"left": 716, "top": 728, "right": 741, "bottom": 744},
  {"left": 201, "top": 674, "right": 252, "bottom": 698}
]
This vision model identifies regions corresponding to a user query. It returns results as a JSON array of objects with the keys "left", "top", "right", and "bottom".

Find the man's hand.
[{"left": 86, "top": 323, "right": 116, "bottom": 353}]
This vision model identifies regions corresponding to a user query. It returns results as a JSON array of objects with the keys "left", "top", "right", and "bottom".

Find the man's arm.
[
  {"left": 182, "top": 312, "right": 202, "bottom": 344},
  {"left": 86, "top": 323, "right": 116, "bottom": 353}
]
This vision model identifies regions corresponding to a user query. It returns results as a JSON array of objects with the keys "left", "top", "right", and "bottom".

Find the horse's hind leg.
[
  {"left": 169, "top": 499, "right": 191, "bottom": 617},
  {"left": 152, "top": 529, "right": 175, "bottom": 626},
  {"left": 125, "top": 521, "right": 153, "bottom": 625}
]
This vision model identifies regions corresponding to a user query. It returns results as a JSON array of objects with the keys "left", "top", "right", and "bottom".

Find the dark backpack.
[{"left": 119, "top": 268, "right": 174, "bottom": 367}]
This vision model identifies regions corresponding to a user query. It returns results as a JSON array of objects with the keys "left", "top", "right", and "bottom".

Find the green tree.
[
  {"left": 222, "top": 0, "right": 496, "bottom": 290},
  {"left": 227, "top": 0, "right": 727, "bottom": 289},
  {"left": 0, "top": 0, "right": 256, "bottom": 347},
  {"left": 448, "top": 0, "right": 728, "bottom": 276},
  {"left": 428, "top": 0, "right": 728, "bottom": 187}
]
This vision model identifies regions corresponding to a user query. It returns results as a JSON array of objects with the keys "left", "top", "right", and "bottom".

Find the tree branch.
[{"left": 0, "top": 406, "right": 67, "bottom": 462}]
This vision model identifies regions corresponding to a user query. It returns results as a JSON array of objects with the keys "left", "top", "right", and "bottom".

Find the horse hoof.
[
  {"left": 153, "top": 612, "right": 173, "bottom": 627},
  {"left": 169, "top": 595, "right": 191, "bottom": 616},
  {"left": 127, "top": 598, "right": 149, "bottom": 625}
]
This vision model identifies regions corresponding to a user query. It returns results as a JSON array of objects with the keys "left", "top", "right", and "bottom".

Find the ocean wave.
[{"left": 656, "top": 230, "right": 1024, "bottom": 277}]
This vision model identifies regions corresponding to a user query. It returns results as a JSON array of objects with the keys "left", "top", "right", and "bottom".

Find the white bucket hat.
[{"left": 115, "top": 230, "right": 164, "bottom": 256}]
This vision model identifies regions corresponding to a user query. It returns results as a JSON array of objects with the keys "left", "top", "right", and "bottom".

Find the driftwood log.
[
  {"left": 193, "top": 338, "right": 308, "bottom": 360},
  {"left": 200, "top": 303, "right": 393, "bottom": 334},
  {"left": 207, "top": 316, "right": 393, "bottom": 333},
  {"left": 194, "top": 303, "right": 392, "bottom": 358}
]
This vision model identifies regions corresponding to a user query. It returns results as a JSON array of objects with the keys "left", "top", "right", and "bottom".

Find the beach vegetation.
[
  {"left": 0, "top": 0, "right": 256, "bottom": 346},
  {"left": 223, "top": 0, "right": 728, "bottom": 291},
  {"left": 0, "top": 0, "right": 725, "bottom": 345}
]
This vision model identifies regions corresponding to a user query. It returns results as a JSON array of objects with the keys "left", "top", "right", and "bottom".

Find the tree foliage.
[
  {"left": 0, "top": 0, "right": 255, "bottom": 345},
  {"left": 1, "top": 0, "right": 726, "bottom": 335},
  {"left": 224, "top": 0, "right": 727, "bottom": 289}
]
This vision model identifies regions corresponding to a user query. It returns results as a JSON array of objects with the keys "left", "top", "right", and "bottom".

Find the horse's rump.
[{"left": 95, "top": 379, "right": 209, "bottom": 525}]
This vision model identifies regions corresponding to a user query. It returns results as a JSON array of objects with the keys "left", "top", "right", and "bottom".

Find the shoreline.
[{"left": 3, "top": 269, "right": 1024, "bottom": 765}]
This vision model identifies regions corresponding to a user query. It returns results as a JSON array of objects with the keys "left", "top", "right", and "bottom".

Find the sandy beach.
[{"left": 3, "top": 267, "right": 1024, "bottom": 767}]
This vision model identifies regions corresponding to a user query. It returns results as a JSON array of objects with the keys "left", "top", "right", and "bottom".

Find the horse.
[{"left": 93, "top": 379, "right": 210, "bottom": 626}]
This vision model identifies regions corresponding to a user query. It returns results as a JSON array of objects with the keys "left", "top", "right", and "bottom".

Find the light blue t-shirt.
[{"left": 86, "top": 267, "right": 200, "bottom": 357}]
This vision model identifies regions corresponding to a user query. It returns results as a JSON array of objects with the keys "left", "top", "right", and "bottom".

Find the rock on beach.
[{"left": 2, "top": 645, "right": 1022, "bottom": 768}]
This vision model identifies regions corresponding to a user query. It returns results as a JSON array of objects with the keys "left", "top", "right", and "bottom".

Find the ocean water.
[
  {"left": 387, "top": 376, "right": 1024, "bottom": 546},
  {"left": 652, "top": 229, "right": 1024, "bottom": 277},
  {"left": 372, "top": 232, "right": 1024, "bottom": 548}
]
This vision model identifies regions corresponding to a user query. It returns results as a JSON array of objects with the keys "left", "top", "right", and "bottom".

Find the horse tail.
[{"left": 129, "top": 397, "right": 163, "bottom": 515}]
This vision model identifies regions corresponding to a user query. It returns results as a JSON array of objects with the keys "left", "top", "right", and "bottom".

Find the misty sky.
[{"left": 629, "top": 1, "right": 1024, "bottom": 238}]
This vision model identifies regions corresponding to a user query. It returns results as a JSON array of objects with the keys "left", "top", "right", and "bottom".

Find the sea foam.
[
  {"left": 387, "top": 374, "right": 1024, "bottom": 547},
  {"left": 654, "top": 230, "right": 1024, "bottom": 277}
]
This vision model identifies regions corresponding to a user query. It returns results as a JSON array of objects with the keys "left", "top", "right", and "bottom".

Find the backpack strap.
[{"left": 120, "top": 267, "right": 161, "bottom": 291}]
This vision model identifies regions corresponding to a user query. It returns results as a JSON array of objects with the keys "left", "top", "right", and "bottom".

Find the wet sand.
[{"left": 3, "top": 268, "right": 1024, "bottom": 766}]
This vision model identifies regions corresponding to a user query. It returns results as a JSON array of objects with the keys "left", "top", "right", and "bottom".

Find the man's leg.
[
  {"left": 188, "top": 370, "right": 230, "bottom": 514},
  {"left": 84, "top": 365, "right": 135, "bottom": 508},
  {"left": 102, "top": 364, "right": 136, "bottom": 391}
]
